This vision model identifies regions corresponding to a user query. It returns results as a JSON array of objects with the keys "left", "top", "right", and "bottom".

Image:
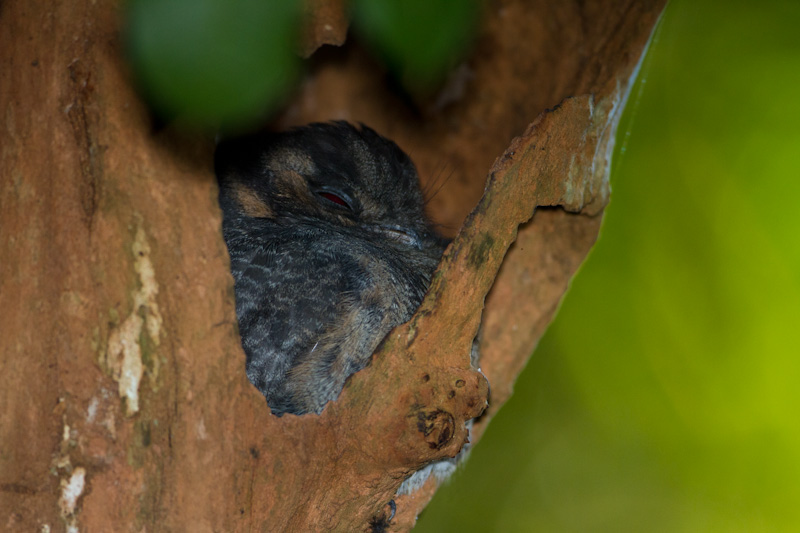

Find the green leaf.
[
  {"left": 125, "top": 0, "right": 302, "bottom": 130},
  {"left": 351, "top": 0, "right": 479, "bottom": 93}
]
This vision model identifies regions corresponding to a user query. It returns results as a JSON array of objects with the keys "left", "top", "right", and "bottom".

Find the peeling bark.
[
  {"left": 0, "top": 0, "right": 665, "bottom": 531},
  {"left": 300, "top": 0, "right": 349, "bottom": 57}
]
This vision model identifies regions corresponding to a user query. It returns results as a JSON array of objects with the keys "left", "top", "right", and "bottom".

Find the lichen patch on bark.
[
  {"left": 59, "top": 467, "right": 86, "bottom": 533},
  {"left": 104, "top": 221, "right": 162, "bottom": 416},
  {"left": 106, "top": 313, "right": 144, "bottom": 416}
]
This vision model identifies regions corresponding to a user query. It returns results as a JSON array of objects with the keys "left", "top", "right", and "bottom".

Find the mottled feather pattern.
[{"left": 216, "top": 122, "right": 447, "bottom": 416}]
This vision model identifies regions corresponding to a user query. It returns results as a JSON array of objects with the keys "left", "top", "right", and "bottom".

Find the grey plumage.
[{"left": 216, "top": 122, "right": 447, "bottom": 416}]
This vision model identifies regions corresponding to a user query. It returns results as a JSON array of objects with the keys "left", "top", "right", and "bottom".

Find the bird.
[{"left": 215, "top": 121, "right": 448, "bottom": 416}]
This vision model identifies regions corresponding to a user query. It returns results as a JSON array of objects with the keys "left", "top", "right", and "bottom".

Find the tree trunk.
[{"left": 0, "top": 0, "right": 665, "bottom": 531}]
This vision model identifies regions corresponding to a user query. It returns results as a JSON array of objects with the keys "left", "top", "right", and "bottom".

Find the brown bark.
[
  {"left": 0, "top": 0, "right": 665, "bottom": 531},
  {"left": 300, "top": 0, "right": 349, "bottom": 57}
]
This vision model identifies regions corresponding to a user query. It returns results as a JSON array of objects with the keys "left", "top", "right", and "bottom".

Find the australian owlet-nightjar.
[{"left": 215, "top": 122, "right": 448, "bottom": 416}]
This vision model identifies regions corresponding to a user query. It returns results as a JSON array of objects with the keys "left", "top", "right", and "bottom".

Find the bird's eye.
[{"left": 317, "top": 191, "right": 352, "bottom": 210}]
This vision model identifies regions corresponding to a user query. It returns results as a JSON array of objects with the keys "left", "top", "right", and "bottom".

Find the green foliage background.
[{"left": 416, "top": 1, "right": 800, "bottom": 531}]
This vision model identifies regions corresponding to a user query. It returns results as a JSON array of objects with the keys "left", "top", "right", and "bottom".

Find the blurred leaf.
[
  {"left": 125, "top": 0, "right": 302, "bottom": 130},
  {"left": 351, "top": 0, "right": 479, "bottom": 93}
]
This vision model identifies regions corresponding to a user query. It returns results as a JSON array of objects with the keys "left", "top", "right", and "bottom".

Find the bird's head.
[{"left": 216, "top": 122, "right": 444, "bottom": 252}]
